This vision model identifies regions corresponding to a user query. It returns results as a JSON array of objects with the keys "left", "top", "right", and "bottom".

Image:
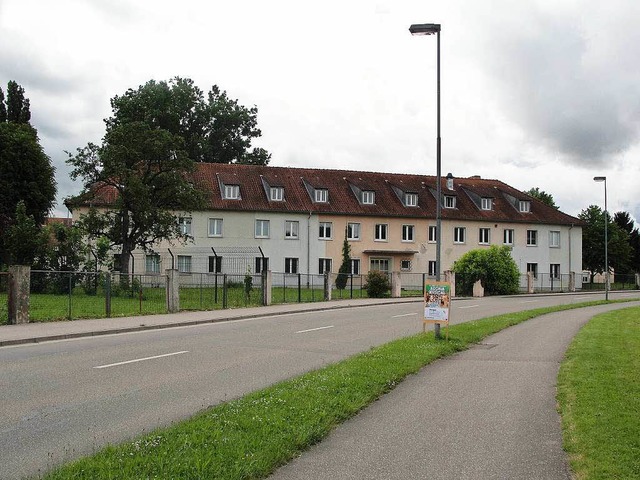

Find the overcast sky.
[{"left": 1, "top": 0, "right": 639, "bottom": 225}]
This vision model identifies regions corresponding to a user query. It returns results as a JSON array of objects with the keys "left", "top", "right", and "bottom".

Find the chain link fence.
[
  {"left": 399, "top": 272, "right": 434, "bottom": 297},
  {"left": 271, "top": 273, "right": 325, "bottom": 304},
  {"left": 178, "top": 272, "right": 264, "bottom": 310},
  {"left": 582, "top": 273, "right": 639, "bottom": 291},
  {"left": 330, "top": 273, "right": 368, "bottom": 300}
]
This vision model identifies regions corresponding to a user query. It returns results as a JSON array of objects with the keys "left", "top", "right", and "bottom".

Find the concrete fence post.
[
  {"left": 324, "top": 272, "right": 332, "bottom": 301},
  {"left": 8, "top": 265, "right": 30, "bottom": 324},
  {"left": 527, "top": 272, "right": 534, "bottom": 294},
  {"left": 391, "top": 272, "right": 401, "bottom": 298},
  {"left": 166, "top": 269, "right": 179, "bottom": 313},
  {"left": 263, "top": 270, "right": 272, "bottom": 306},
  {"left": 635, "top": 273, "right": 640, "bottom": 289},
  {"left": 472, "top": 279, "right": 484, "bottom": 298},
  {"left": 569, "top": 272, "right": 576, "bottom": 292},
  {"left": 444, "top": 270, "right": 456, "bottom": 298}
]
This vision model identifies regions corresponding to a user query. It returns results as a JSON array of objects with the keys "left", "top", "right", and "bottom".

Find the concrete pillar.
[
  {"left": 8, "top": 265, "right": 30, "bottom": 324},
  {"left": 444, "top": 270, "right": 456, "bottom": 298},
  {"left": 166, "top": 269, "right": 179, "bottom": 313},
  {"left": 527, "top": 272, "right": 534, "bottom": 294},
  {"left": 472, "top": 279, "right": 484, "bottom": 298},
  {"left": 324, "top": 272, "right": 332, "bottom": 301},
  {"left": 635, "top": 273, "right": 640, "bottom": 289},
  {"left": 569, "top": 272, "right": 576, "bottom": 292},
  {"left": 391, "top": 272, "right": 402, "bottom": 298},
  {"left": 263, "top": 270, "right": 272, "bottom": 306}
]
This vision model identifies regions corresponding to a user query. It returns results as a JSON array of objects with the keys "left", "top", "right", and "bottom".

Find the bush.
[
  {"left": 364, "top": 270, "right": 391, "bottom": 298},
  {"left": 452, "top": 245, "right": 519, "bottom": 296}
]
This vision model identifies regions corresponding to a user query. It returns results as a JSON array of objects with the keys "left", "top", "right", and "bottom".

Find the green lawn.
[
  {"left": 42, "top": 299, "right": 638, "bottom": 480},
  {"left": 557, "top": 306, "right": 640, "bottom": 479}
]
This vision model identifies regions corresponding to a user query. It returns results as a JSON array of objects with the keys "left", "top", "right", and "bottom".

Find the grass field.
[
  {"left": 557, "top": 306, "right": 640, "bottom": 479},
  {"left": 41, "top": 299, "right": 638, "bottom": 480}
]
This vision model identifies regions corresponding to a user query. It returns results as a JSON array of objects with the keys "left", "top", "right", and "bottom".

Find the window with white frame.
[
  {"left": 178, "top": 217, "right": 192, "bottom": 235},
  {"left": 479, "top": 228, "right": 490, "bottom": 245},
  {"left": 145, "top": 254, "right": 160, "bottom": 274},
  {"left": 402, "top": 224, "right": 415, "bottom": 242},
  {"left": 177, "top": 255, "right": 192, "bottom": 273},
  {"left": 519, "top": 200, "right": 531, "bottom": 213},
  {"left": 285, "top": 220, "right": 299, "bottom": 239},
  {"left": 255, "top": 257, "right": 269, "bottom": 274},
  {"left": 444, "top": 195, "right": 456, "bottom": 209},
  {"left": 347, "top": 222, "right": 360, "bottom": 240},
  {"left": 503, "top": 229, "right": 514, "bottom": 245},
  {"left": 428, "top": 260, "right": 437, "bottom": 276},
  {"left": 285, "top": 257, "right": 299, "bottom": 274},
  {"left": 550, "top": 263, "right": 560, "bottom": 279},
  {"left": 404, "top": 193, "right": 418, "bottom": 207},
  {"left": 208, "top": 256, "right": 222, "bottom": 273},
  {"left": 319, "top": 222, "right": 332, "bottom": 239},
  {"left": 208, "top": 218, "right": 223, "bottom": 237},
  {"left": 370, "top": 258, "right": 390, "bottom": 272},
  {"left": 428, "top": 225, "right": 437, "bottom": 243},
  {"left": 481, "top": 197, "right": 493, "bottom": 210},
  {"left": 374, "top": 223, "right": 388, "bottom": 241},
  {"left": 314, "top": 188, "right": 328, "bottom": 203},
  {"left": 318, "top": 258, "right": 332, "bottom": 274},
  {"left": 527, "top": 262, "right": 538, "bottom": 278},
  {"left": 400, "top": 260, "right": 412, "bottom": 271},
  {"left": 549, "top": 231, "right": 560, "bottom": 248},
  {"left": 527, "top": 229, "right": 538, "bottom": 246},
  {"left": 255, "top": 219, "right": 270, "bottom": 238},
  {"left": 224, "top": 184, "right": 240, "bottom": 200},
  {"left": 350, "top": 258, "right": 360, "bottom": 275},
  {"left": 454, "top": 226, "right": 466, "bottom": 244},
  {"left": 270, "top": 186, "right": 284, "bottom": 201},
  {"left": 362, "top": 190, "right": 375, "bottom": 204}
]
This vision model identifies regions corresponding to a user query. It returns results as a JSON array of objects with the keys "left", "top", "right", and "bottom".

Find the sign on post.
[{"left": 423, "top": 281, "right": 451, "bottom": 339}]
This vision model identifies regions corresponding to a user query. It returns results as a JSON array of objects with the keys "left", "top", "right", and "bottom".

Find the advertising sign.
[{"left": 423, "top": 281, "right": 451, "bottom": 338}]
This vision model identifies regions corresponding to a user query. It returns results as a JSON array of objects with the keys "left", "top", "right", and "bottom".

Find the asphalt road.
[{"left": 1, "top": 292, "right": 636, "bottom": 479}]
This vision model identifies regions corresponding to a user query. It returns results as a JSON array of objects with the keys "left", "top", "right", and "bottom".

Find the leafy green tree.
[
  {"left": 614, "top": 211, "right": 640, "bottom": 274},
  {"left": 107, "top": 77, "right": 270, "bottom": 165},
  {"left": 335, "top": 229, "right": 351, "bottom": 290},
  {"left": 525, "top": 187, "right": 559, "bottom": 209},
  {"left": 4, "top": 201, "right": 47, "bottom": 265},
  {"left": 452, "top": 245, "right": 520, "bottom": 296},
  {"left": 364, "top": 270, "right": 391, "bottom": 298}
]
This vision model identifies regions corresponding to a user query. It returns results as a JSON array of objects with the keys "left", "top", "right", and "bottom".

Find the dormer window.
[
  {"left": 224, "top": 184, "right": 240, "bottom": 200},
  {"left": 404, "top": 193, "right": 418, "bottom": 207},
  {"left": 519, "top": 200, "right": 531, "bottom": 213},
  {"left": 270, "top": 186, "right": 284, "bottom": 201},
  {"left": 315, "top": 188, "right": 328, "bottom": 203},
  {"left": 362, "top": 190, "right": 375, "bottom": 204},
  {"left": 444, "top": 195, "right": 456, "bottom": 209},
  {"left": 481, "top": 198, "right": 492, "bottom": 210}
]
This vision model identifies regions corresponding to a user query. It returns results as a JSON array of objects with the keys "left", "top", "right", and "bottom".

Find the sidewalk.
[{"left": 0, "top": 297, "right": 421, "bottom": 347}]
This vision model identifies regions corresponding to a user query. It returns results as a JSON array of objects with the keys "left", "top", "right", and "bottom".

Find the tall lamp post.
[
  {"left": 593, "top": 176, "right": 609, "bottom": 301},
  {"left": 410, "top": 23, "right": 442, "bottom": 337}
]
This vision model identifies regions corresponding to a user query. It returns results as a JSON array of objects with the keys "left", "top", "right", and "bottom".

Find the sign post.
[{"left": 423, "top": 281, "right": 451, "bottom": 340}]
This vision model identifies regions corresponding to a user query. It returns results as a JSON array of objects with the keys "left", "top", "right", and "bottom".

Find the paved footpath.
[{"left": 271, "top": 302, "right": 640, "bottom": 480}]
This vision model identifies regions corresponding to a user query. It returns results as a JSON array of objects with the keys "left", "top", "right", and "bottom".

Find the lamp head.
[
  {"left": 593, "top": 176, "right": 606, "bottom": 182},
  {"left": 409, "top": 23, "right": 441, "bottom": 36}
]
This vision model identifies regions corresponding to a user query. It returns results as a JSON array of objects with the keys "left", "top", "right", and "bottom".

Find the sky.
[{"left": 1, "top": 0, "right": 639, "bottom": 226}]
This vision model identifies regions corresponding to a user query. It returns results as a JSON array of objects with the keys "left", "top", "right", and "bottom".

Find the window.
[
  {"left": 285, "top": 220, "right": 299, "bottom": 239},
  {"left": 519, "top": 200, "right": 531, "bottom": 213},
  {"left": 255, "top": 257, "right": 269, "bottom": 274},
  {"left": 428, "top": 225, "right": 437, "bottom": 243},
  {"left": 479, "top": 228, "right": 490, "bottom": 245},
  {"left": 347, "top": 222, "right": 360, "bottom": 240},
  {"left": 208, "top": 256, "right": 222, "bottom": 273},
  {"left": 177, "top": 255, "right": 192, "bottom": 273},
  {"left": 318, "top": 258, "right": 332, "bottom": 274},
  {"left": 375, "top": 223, "right": 388, "bottom": 241},
  {"left": 481, "top": 198, "right": 492, "bottom": 210},
  {"left": 503, "top": 229, "right": 514, "bottom": 245},
  {"left": 527, "top": 230, "right": 538, "bottom": 246},
  {"left": 454, "top": 227, "right": 466, "bottom": 244},
  {"left": 527, "top": 263, "right": 538, "bottom": 279},
  {"left": 255, "top": 219, "right": 270, "bottom": 238},
  {"left": 402, "top": 224, "right": 415, "bottom": 242},
  {"left": 178, "top": 217, "right": 192, "bottom": 235},
  {"left": 549, "top": 231, "right": 560, "bottom": 248},
  {"left": 362, "top": 190, "right": 375, "bottom": 204},
  {"left": 370, "top": 258, "right": 390, "bottom": 272},
  {"left": 404, "top": 193, "right": 418, "bottom": 207},
  {"left": 208, "top": 218, "right": 223, "bottom": 237},
  {"left": 400, "top": 260, "right": 411, "bottom": 271},
  {"left": 350, "top": 258, "right": 360, "bottom": 275},
  {"left": 428, "top": 260, "right": 437, "bottom": 276},
  {"left": 550, "top": 264, "right": 560, "bottom": 279},
  {"left": 319, "top": 222, "right": 332, "bottom": 239},
  {"left": 444, "top": 196, "right": 456, "bottom": 209},
  {"left": 224, "top": 184, "right": 240, "bottom": 200},
  {"left": 315, "top": 188, "right": 328, "bottom": 203},
  {"left": 270, "top": 186, "right": 284, "bottom": 201},
  {"left": 285, "top": 257, "right": 299, "bottom": 274},
  {"left": 145, "top": 254, "right": 160, "bottom": 274}
]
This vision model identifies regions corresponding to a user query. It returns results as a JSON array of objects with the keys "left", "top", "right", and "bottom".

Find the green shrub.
[
  {"left": 452, "top": 245, "right": 519, "bottom": 296},
  {"left": 364, "top": 270, "right": 391, "bottom": 298}
]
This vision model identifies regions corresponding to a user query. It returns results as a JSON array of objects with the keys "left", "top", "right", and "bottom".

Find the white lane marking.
[
  {"left": 391, "top": 313, "right": 418, "bottom": 318},
  {"left": 459, "top": 305, "right": 479, "bottom": 309},
  {"left": 94, "top": 351, "right": 189, "bottom": 369},
  {"left": 520, "top": 300, "right": 539, "bottom": 304},
  {"left": 296, "top": 325, "right": 334, "bottom": 334}
]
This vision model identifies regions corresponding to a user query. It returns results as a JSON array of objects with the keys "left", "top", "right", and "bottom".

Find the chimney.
[{"left": 446, "top": 172, "right": 454, "bottom": 191}]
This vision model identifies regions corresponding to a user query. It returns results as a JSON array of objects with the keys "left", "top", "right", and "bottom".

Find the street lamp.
[
  {"left": 593, "top": 176, "right": 608, "bottom": 301},
  {"left": 410, "top": 22, "right": 442, "bottom": 337}
]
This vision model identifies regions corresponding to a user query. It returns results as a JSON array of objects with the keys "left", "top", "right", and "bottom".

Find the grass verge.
[
  {"left": 43, "top": 299, "right": 637, "bottom": 479},
  {"left": 557, "top": 306, "right": 640, "bottom": 479}
]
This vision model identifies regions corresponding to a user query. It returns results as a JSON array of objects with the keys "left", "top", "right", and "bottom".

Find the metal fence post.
[
  {"left": 105, "top": 273, "right": 112, "bottom": 318},
  {"left": 223, "top": 274, "right": 228, "bottom": 309},
  {"left": 297, "top": 273, "right": 301, "bottom": 303},
  {"left": 67, "top": 272, "right": 72, "bottom": 320}
]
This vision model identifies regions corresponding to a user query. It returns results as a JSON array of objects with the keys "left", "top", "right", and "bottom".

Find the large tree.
[
  {"left": 613, "top": 211, "right": 640, "bottom": 274},
  {"left": 106, "top": 77, "right": 270, "bottom": 165},
  {"left": 525, "top": 187, "right": 559, "bottom": 209},
  {"left": 0, "top": 81, "right": 56, "bottom": 266}
]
